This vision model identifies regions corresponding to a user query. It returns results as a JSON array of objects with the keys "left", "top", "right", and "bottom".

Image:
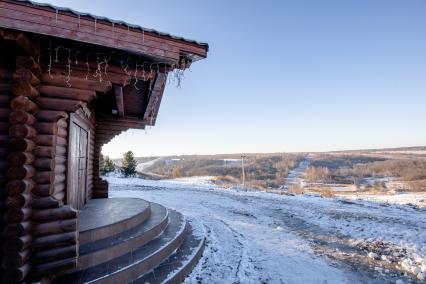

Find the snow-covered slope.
[{"left": 107, "top": 176, "right": 426, "bottom": 283}]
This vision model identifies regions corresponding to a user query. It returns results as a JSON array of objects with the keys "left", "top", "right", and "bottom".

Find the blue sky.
[{"left": 46, "top": 0, "right": 426, "bottom": 158}]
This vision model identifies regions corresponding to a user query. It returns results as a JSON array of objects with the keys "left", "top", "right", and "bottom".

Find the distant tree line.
[{"left": 144, "top": 154, "right": 303, "bottom": 189}]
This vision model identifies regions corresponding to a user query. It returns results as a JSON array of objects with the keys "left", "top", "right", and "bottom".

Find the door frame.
[{"left": 66, "top": 111, "right": 91, "bottom": 209}]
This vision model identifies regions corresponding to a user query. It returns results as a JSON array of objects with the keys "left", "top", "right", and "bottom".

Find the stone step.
[
  {"left": 134, "top": 219, "right": 206, "bottom": 284},
  {"left": 54, "top": 210, "right": 187, "bottom": 284},
  {"left": 79, "top": 198, "right": 151, "bottom": 245},
  {"left": 77, "top": 202, "right": 169, "bottom": 270}
]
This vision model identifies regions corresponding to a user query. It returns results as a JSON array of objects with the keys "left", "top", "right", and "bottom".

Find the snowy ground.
[{"left": 107, "top": 176, "right": 426, "bottom": 284}]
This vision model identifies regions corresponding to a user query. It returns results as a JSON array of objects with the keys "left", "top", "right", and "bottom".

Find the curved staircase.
[{"left": 53, "top": 198, "right": 205, "bottom": 284}]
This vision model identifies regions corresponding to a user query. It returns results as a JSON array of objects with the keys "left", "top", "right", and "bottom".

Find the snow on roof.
[{"left": 13, "top": 0, "right": 209, "bottom": 51}]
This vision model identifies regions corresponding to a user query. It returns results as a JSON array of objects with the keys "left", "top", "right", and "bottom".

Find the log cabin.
[{"left": 0, "top": 0, "right": 208, "bottom": 282}]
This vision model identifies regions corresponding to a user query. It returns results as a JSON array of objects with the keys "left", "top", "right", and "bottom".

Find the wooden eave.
[{"left": 0, "top": 0, "right": 208, "bottom": 63}]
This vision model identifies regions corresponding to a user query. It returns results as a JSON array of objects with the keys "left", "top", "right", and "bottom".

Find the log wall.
[
  {"left": 29, "top": 81, "right": 97, "bottom": 278},
  {"left": 3, "top": 58, "right": 38, "bottom": 282},
  {"left": 0, "top": 67, "right": 12, "bottom": 281}
]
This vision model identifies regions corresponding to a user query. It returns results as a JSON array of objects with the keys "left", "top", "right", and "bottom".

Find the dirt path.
[
  {"left": 109, "top": 179, "right": 425, "bottom": 283},
  {"left": 282, "top": 156, "right": 311, "bottom": 189}
]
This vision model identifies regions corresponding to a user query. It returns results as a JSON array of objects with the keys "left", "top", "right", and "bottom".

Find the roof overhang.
[{"left": 0, "top": 0, "right": 208, "bottom": 64}]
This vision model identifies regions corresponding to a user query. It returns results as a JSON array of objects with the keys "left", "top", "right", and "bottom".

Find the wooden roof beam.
[
  {"left": 113, "top": 85, "right": 124, "bottom": 117},
  {"left": 143, "top": 73, "right": 167, "bottom": 125}
]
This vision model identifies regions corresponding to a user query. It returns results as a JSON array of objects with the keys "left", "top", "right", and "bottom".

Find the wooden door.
[{"left": 67, "top": 115, "right": 89, "bottom": 210}]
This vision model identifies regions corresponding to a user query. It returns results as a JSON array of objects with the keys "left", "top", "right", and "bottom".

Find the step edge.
[
  {"left": 77, "top": 209, "right": 170, "bottom": 270},
  {"left": 79, "top": 202, "right": 151, "bottom": 245},
  {"left": 164, "top": 220, "right": 206, "bottom": 284},
  {"left": 87, "top": 214, "right": 188, "bottom": 284}
]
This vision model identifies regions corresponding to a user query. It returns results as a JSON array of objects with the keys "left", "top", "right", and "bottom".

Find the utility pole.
[{"left": 241, "top": 155, "right": 247, "bottom": 189}]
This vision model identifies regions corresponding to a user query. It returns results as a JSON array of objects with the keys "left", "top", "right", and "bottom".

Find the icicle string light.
[
  {"left": 133, "top": 61, "right": 140, "bottom": 90},
  {"left": 37, "top": 40, "right": 41, "bottom": 64},
  {"left": 47, "top": 41, "right": 53, "bottom": 78},
  {"left": 85, "top": 53, "right": 90, "bottom": 80},
  {"left": 40, "top": 42, "right": 187, "bottom": 88},
  {"left": 93, "top": 53, "right": 103, "bottom": 82},
  {"left": 66, "top": 48, "right": 72, "bottom": 87}
]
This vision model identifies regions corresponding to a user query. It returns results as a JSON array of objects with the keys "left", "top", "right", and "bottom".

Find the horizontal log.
[
  {"left": 0, "top": 68, "right": 13, "bottom": 81},
  {"left": 31, "top": 257, "right": 77, "bottom": 276},
  {"left": 0, "top": 107, "right": 10, "bottom": 119},
  {"left": 12, "top": 82, "right": 39, "bottom": 98},
  {"left": 55, "top": 155, "right": 66, "bottom": 165},
  {"left": 0, "top": 173, "right": 6, "bottom": 184},
  {"left": 2, "top": 234, "right": 31, "bottom": 253},
  {"left": 33, "top": 171, "right": 54, "bottom": 184},
  {"left": 7, "top": 152, "right": 34, "bottom": 166},
  {"left": 55, "top": 164, "right": 66, "bottom": 174},
  {"left": 54, "top": 173, "right": 66, "bottom": 184},
  {"left": 32, "top": 182, "right": 65, "bottom": 197},
  {"left": 3, "top": 221, "right": 32, "bottom": 238},
  {"left": 0, "top": 95, "right": 11, "bottom": 106},
  {"left": 13, "top": 68, "right": 39, "bottom": 86},
  {"left": 10, "top": 96, "right": 37, "bottom": 113},
  {"left": 8, "top": 138, "right": 35, "bottom": 152},
  {"left": 34, "top": 146, "right": 55, "bottom": 158},
  {"left": 7, "top": 165, "right": 35, "bottom": 180},
  {"left": 35, "top": 134, "right": 64, "bottom": 147},
  {"left": 32, "top": 205, "right": 77, "bottom": 223},
  {"left": 57, "top": 118, "right": 67, "bottom": 128},
  {"left": 0, "top": 147, "right": 9, "bottom": 158},
  {"left": 0, "top": 121, "right": 9, "bottom": 132},
  {"left": 1, "top": 249, "right": 30, "bottom": 270},
  {"left": 32, "top": 244, "right": 77, "bottom": 265},
  {"left": 4, "top": 207, "right": 32, "bottom": 223},
  {"left": 52, "top": 66, "right": 130, "bottom": 86},
  {"left": 38, "top": 85, "right": 96, "bottom": 102},
  {"left": 32, "top": 231, "right": 77, "bottom": 250},
  {"left": 32, "top": 196, "right": 63, "bottom": 209},
  {"left": 33, "top": 219, "right": 76, "bottom": 237},
  {"left": 36, "top": 135, "right": 67, "bottom": 147},
  {"left": 34, "top": 110, "right": 68, "bottom": 122},
  {"left": 34, "top": 122, "right": 57, "bottom": 135},
  {"left": 35, "top": 97, "right": 83, "bottom": 112},
  {"left": 57, "top": 145, "right": 67, "bottom": 156},
  {"left": 5, "top": 193, "right": 31, "bottom": 209},
  {"left": 2, "top": 262, "right": 30, "bottom": 283},
  {"left": 52, "top": 191, "right": 65, "bottom": 201},
  {"left": 6, "top": 179, "right": 34, "bottom": 196},
  {"left": 57, "top": 127, "right": 67, "bottom": 138},
  {"left": 9, "top": 124, "right": 36, "bottom": 139},
  {"left": 0, "top": 159, "right": 8, "bottom": 171},
  {"left": 0, "top": 134, "right": 8, "bottom": 147},
  {"left": 33, "top": 158, "right": 54, "bottom": 171},
  {"left": 40, "top": 73, "right": 112, "bottom": 93},
  {"left": 0, "top": 82, "right": 12, "bottom": 93},
  {"left": 9, "top": 110, "right": 35, "bottom": 125}
]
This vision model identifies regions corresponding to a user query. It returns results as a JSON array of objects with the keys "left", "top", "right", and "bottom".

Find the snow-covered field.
[{"left": 107, "top": 175, "right": 426, "bottom": 283}]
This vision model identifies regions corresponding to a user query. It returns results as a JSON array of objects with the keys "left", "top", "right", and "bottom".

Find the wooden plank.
[
  {"left": 0, "top": 8, "right": 179, "bottom": 61},
  {"left": 38, "top": 85, "right": 96, "bottom": 102},
  {"left": 40, "top": 74, "right": 112, "bottom": 93}
]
